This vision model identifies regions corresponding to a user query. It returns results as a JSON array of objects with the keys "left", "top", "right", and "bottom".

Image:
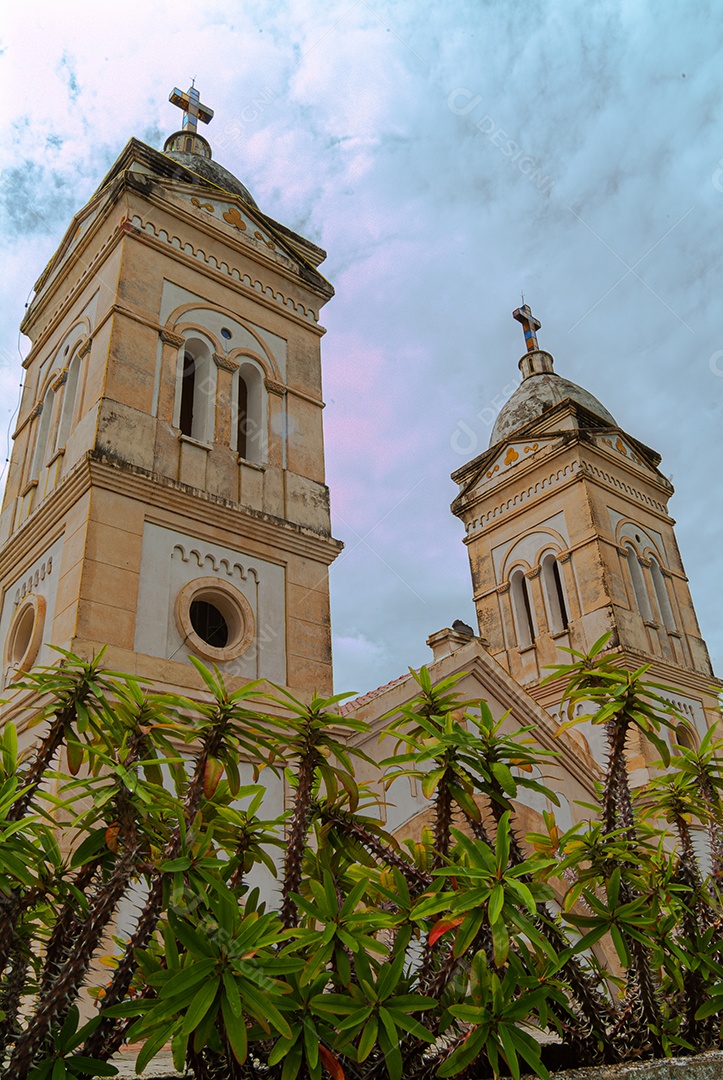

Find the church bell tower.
[
  {"left": 0, "top": 84, "right": 341, "bottom": 700},
  {"left": 451, "top": 306, "right": 720, "bottom": 757}
]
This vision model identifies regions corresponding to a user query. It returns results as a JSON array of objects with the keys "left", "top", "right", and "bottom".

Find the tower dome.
[
  {"left": 163, "top": 83, "right": 257, "bottom": 207},
  {"left": 489, "top": 304, "right": 616, "bottom": 446}
]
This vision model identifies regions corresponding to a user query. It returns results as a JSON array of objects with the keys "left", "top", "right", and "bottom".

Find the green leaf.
[
  {"left": 162, "top": 958, "right": 218, "bottom": 998},
  {"left": 488, "top": 884, "right": 504, "bottom": 925},
  {"left": 358, "top": 1013, "right": 378, "bottom": 1061},
  {"left": 135, "top": 1026, "right": 174, "bottom": 1075},
  {"left": 422, "top": 767, "right": 446, "bottom": 799},
  {"left": 222, "top": 971, "right": 243, "bottom": 1018},
  {"left": 222, "top": 992, "right": 248, "bottom": 1064},
  {"left": 491, "top": 761, "right": 516, "bottom": 796},
  {"left": 491, "top": 917, "right": 510, "bottom": 966},
  {"left": 180, "top": 978, "right": 220, "bottom": 1036},
  {"left": 66, "top": 1059, "right": 118, "bottom": 1077},
  {"left": 2, "top": 722, "right": 17, "bottom": 773},
  {"left": 161, "top": 856, "right": 192, "bottom": 872}
]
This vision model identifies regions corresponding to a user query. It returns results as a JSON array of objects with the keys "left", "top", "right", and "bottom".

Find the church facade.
[{"left": 0, "top": 88, "right": 720, "bottom": 838}]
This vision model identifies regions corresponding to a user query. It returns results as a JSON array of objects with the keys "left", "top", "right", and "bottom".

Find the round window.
[
  {"left": 5, "top": 594, "right": 46, "bottom": 678},
  {"left": 175, "top": 577, "right": 255, "bottom": 663}
]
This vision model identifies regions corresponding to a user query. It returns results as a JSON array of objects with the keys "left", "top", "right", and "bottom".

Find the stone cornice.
[
  {"left": 0, "top": 461, "right": 91, "bottom": 582},
  {"left": 22, "top": 169, "right": 331, "bottom": 358},
  {"left": 142, "top": 180, "right": 333, "bottom": 300},
  {"left": 86, "top": 452, "right": 342, "bottom": 565},
  {"left": 454, "top": 425, "right": 671, "bottom": 521},
  {"left": 0, "top": 450, "right": 343, "bottom": 586},
  {"left": 459, "top": 442, "right": 672, "bottom": 540}
]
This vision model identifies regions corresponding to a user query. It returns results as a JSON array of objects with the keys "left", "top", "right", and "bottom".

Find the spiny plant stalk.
[
  {"left": 0, "top": 948, "right": 29, "bottom": 1063},
  {"left": 281, "top": 746, "right": 316, "bottom": 928},
  {"left": 5, "top": 845, "right": 138, "bottom": 1080},
  {"left": 319, "top": 805, "right": 432, "bottom": 890},
  {"left": 83, "top": 666, "right": 274, "bottom": 1063}
]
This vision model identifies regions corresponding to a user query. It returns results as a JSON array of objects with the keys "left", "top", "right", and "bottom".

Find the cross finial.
[
  {"left": 169, "top": 82, "right": 214, "bottom": 134},
  {"left": 512, "top": 303, "right": 541, "bottom": 352}
]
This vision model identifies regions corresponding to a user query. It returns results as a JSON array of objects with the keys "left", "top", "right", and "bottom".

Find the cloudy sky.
[{"left": 0, "top": 0, "right": 721, "bottom": 695}]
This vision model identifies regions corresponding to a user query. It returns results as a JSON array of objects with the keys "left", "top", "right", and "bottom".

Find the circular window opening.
[
  {"left": 5, "top": 594, "right": 46, "bottom": 679},
  {"left": 220, "top": 327, "right": 232, "bottom": 340},
  {"left": 176, "top": 577, "right": 255, "bottom": 663},
  {"left": 190, "top": 599, "right": 229, "bottom": 648}
]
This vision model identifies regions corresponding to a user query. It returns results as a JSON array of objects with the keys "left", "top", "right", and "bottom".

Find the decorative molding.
[
  {"left": 525, "top": 567, "right": 542, "bottom": 579},
  {"left": 13, "top": 556, "right": 53, "bottom": 606},
  {"left": 497, "top": 582, "right": 511, "bottom": 594},
  {"left": 558, "top": 550, "right": 573, "bottom": 563},
  {"left": 130, "top": 215, "right": 319, "bottom": 324},
  {"left": 465, "top": 461, "right": 579, "bottom": 535},
  {"left": 160, "top": 329, "right": 185, "bottom": 348},
  {"left": 78, "top": 338, "right": 92, "bottom": 358},
  {"left": 213, "top": 352, "right": 239, "bottom": 373},
  {"left": 171, "top": 543, "right": 259, "bottom": 582},
  {"left": 264, "top": 378, "right": 286, "bottom": 396},
  {"left": 51, "top": 368, "right": 68, "bottom": 391},
  {"left": 579, "top": 460, "right": 667, "bottom": 513},
  {"left": 463, "top": 456, "right": 668, "bottom": 538}
]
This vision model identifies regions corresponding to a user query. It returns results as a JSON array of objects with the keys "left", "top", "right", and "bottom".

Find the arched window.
[
  {"left": 673, "top": 723, "right": 697, "bottom": 751},
  {"left": 55, "top": 351, "right": 81, "bottom": 451},
  {"left": 30, "top": 389, "right": 55, "bottom": 480},
  {"left": 179, "top": 350, "right": 196, "bottom": 437},
  {"left": 624, "top": 543, "right": 653, "bottom": 621},
  {"left": 177, "top": 338, "right": 215, "bottom": 443},
  {"left": 541, "top": 553, "right": 569, "bottom": 634},
  {"left": 649, "top": 557, "right": 676, "bottom": 631},
  {"left": 236, "top": 374, "right": 248, "bottom": 460},
  {"left": 233, "top": 361, "right": 266, "bottom": 464},
  {"left": 510, "top": 569, "right": 535, "bottom": 648}
]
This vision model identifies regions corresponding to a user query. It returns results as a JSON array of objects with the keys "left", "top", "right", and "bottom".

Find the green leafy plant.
[{"left": 0, "top": 639, "right": 722, "bottom": 1080}]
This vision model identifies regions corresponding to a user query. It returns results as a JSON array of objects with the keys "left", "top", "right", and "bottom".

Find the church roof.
[{"left": 490, "top": 369, "right": 616, "bottom": 446}]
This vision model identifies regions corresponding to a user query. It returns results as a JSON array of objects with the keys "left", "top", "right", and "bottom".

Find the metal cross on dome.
[
  {"left": 169, "top": 81, "right": 214, "bottom": 133},
  {"left": 513, "top": 303, "right": 542, "bottom": 352}
]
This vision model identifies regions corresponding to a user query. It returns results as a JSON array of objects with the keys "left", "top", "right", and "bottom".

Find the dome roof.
[
  {"left": 164, "top": 149, "right": 258, "bottom": 207},
  {"left": 490, "top": 369, "right": 616, "bottom": 446}
]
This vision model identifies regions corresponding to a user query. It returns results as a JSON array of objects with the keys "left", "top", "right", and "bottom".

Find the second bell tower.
[{"left": 451, "top": 305, "right": 720, "bottom": 749}]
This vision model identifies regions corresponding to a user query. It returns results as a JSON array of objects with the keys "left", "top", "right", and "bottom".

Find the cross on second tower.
[
  {"left": 513, "top": 303, "right": 542, "bottom": 352},
  {"left": 169, "top": 82, "right": 214, "bottom": 133}
]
